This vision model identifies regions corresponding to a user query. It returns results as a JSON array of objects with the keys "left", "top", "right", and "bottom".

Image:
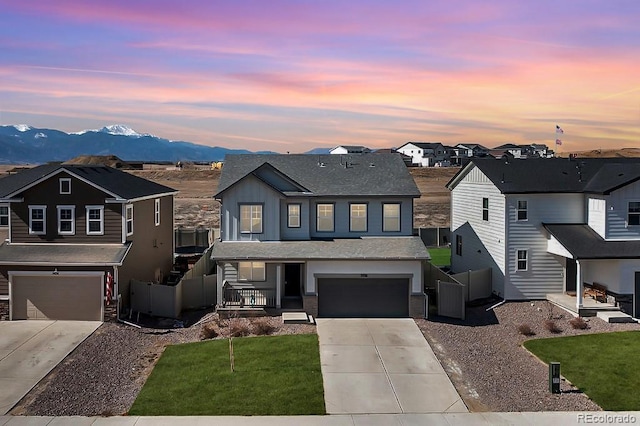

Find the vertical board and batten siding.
[
  {"left": 605, "top": 180, "right": 640, "bottom": 240},
  {"left": 219, "top": 175, "right": 282, "bottom": 241},
  {"left": 280, "top": 199, "right": 310, "bottom": 240},
  {"left": 9, "top": 172, "right": 122, "bottom": 243},
  {"left": 505, "top": 193, "right": 584, "bottom": 299},
  {"left": 308, "top": 198, "right": 413, "bottom": 239},
  {"left": 450, "top": 166, "right": 506, "bottom": 297},
  {"left": 587, "top": 196, "right": 607, "bottom": 239}
]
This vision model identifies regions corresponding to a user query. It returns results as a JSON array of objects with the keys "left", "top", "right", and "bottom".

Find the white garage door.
[{"left": 11, "top": 273, "right": 103, "bottom": 321}]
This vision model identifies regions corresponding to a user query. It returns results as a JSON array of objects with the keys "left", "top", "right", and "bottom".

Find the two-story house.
[
  {"left": 396, "top": 142, "right": 449, "bottom": 167},
  {"left": 447, "top": 157, "right": 640, "bottom": 316},
  {"left": 329, "top": 145, "right": 372, "bottom": 155},
  {"left": 211, "top": 153, "right": 429, "bottom": 318},
  {"left": 0, "top": 164, "right": 177, "bottom": 321}
]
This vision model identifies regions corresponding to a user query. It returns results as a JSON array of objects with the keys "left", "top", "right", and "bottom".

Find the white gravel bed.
[
  {"left": 416, "top": 300, "right": 640, "bottom": 412},
  {"left": 11, "top": 313, "right": 316, "bottom": 416}
]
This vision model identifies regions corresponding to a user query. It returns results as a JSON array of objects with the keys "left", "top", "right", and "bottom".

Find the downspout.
[{"left": 576, "top": 259, "right": 583, "bottom": 312}]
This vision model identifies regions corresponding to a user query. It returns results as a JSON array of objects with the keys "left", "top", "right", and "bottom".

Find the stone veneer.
[
  {"left": 410, "top": 293, "right": 426, "bottom": 318},
  {"left": 303, "top": 294, "right": 318, "bottom": 318}
]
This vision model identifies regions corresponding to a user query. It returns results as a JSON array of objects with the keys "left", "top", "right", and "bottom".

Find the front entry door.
[
  {"left": 284, "top": 264, "right": 302, "bottom": 297},
  {"left": 565, "top": 259, "right": 577, "bottom": 293},
  {"left": 634, "top": 272, "right": 640, "bottom": 318}
]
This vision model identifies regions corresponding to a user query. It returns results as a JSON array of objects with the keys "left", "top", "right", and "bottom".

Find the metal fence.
[
  {"left": 417, "top": 227, "right": 451, "bottom": 247},
  {"left": 223, "top": 287, "right": 276, "bottom": 308}
]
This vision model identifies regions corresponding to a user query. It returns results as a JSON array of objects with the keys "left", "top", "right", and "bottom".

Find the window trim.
[
  {"left": 59, "top": 177, "right": 71, "bottom": 195},
  {"left": 628, "top": 201, "right": 640, "bottom": 226},
  {"left": 382, "top": 202, "right": 401, "bottom": 232},
  {"left": 516, "top": 200, "right": 528, "bottom": 221},
  {"left": 154, "top": 198, "right": 161, "bottom": 226},
  {"left": 516, "top": 249, "right": 528, "bottom": 271},
  {"left": 316, "top": 203, "right": 335, "bottom": 232},
  {"left": 86, "top": 205, "right": 104, "bottom": 235},
  {"left": 28, "top": 205, "right": 47, "bottom": 235},
  {"left": 238, "top": 261, "right": 266, "bottom": 281},
  {"left": 482, "top": 197, "right": 489, "bottom": 221},
  {"left": 126, "top": 204, "right": 134, "bottom": 236},
  {"left": 349, "top": 203, "right": 368, "bottom": 232},
  {"left": 0, "top": 204, "right": 8, "bottom": 227},
  {"left": 287, "top": 203, "right": 301, "bottom": 228},
  {"left": 57, "top": 205, "right": 75, "bottom": 235},
  {"left": 455, "top": 234, "right": 462, "bottom": 256},
  {"left": 239, "top": 204, "right": 263, "bottom": 234}
]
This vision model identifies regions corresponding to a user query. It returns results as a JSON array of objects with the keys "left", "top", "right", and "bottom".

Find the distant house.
[
  {"left": 530, "top": 144, "right": 552, "bottom": 158},
  {"left": 329, "top": 145, "right": 372, "bottom": 155},
  {"left": 493, "top": 144, "right": 529, "bottom": 159},
  {"left": 212, "top": 153, "right": 429, "bottom": 318},
  {"left": 0, "top": 164, "right": 177, "bottom": 321},
  {"left": 447, "top": 157, "right": 640, "bottom": 316},
  {"left": 396, "top": 142, "right": 449, "bottom": 167},
  {"left": 450, "top": 144, "right": 489, "bottom": 166}
]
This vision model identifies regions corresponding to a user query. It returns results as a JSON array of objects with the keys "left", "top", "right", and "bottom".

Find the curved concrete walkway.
[{"left": 316, "top": 318, "right": 467, "bottom": 414}]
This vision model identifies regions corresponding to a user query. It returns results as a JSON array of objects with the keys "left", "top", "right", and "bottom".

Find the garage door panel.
[
  {"left": 12, "top": 275, "right": 103, "bottom": 321},
  {"left": 318, "top": 278, "right": 409, "bottom": 318}
]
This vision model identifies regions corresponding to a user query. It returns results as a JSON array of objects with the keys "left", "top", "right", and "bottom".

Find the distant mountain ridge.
[{"left": 0, "top": 124, "right": 275, "bottom": 164}]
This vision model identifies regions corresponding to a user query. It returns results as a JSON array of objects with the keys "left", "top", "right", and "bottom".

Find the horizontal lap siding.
[{"left": 606, "top": 181, "right": 640, "bottom": 240}]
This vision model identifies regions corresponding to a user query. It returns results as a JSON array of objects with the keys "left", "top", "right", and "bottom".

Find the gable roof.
[
  {"left": 398, "top": 142, "right": 444, "bottom": 150},
  {"left": 330, "top": 145, "right": 371, "bottom": 153},
  {"left": 0, "top": 163, "right": 177, "bottom": 200},
  {"left": 447, "top": 157, "right": 640, "bottom": 194},
  {"left": 215, "top": 153, "right": 420, "bottom": 198},
  {"left": 544, "top": 224, "right": 640, "bottom": 259}
]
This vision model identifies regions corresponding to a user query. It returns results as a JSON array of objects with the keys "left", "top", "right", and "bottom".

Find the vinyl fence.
[
  {"left": 451, "top": 268, "right": 492, "bottom": 302},
  {"left": 437, "top": 279, "right": 465, "bottom": 320}
]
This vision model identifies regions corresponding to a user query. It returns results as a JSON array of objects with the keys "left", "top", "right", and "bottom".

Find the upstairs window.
[
  {"left": 0, "top": 205, "right": 8, "bottom": 226},
  {"left": 240, "top": 204, "right": 263, "bottom": 233},
  {"left": 482, "top": 198, "right": 489, "bottom": 221},
  {"left": 628, "top": 202, "right": 640, "bottom": 226},
  {"left": 154, "top": 198, "right": 161, "bottom": 226},
  {"left": 350, "top": 203, "right": 367, "bottom": 232},
  {"left": 126, "top": 205, "right": 134, "bottom": 236},
  {"left": 29, "top": 205, "right": 46, "bottom": 235},
  {"left": 316, "top": 204, "right": 334, "bottom": 232},
  {"left": 383, "top": 203, "right": 400, "bottom": 232},
  {"left": 57, "top": 205, "right": 75, "bottom": 235},
  {"left": 517, "top": 250, "right": 528, "bottom": 271},
  {"left": 287, "top": 204, "right": 300, "bottom": 228},
  {"left": 86, "top": 206, "right": 104, "bottom": 235},
  {"left": 517, "top": 200, "right": 528, "bottom": 221},
  {"left": 455, "top": 234, "right": 462, "bottom": 256},
  {"left": 238, "top": 261, "right": 266, "bottom": 281},
  {"left": 59, "top": 178, "right": 71, "bottom": 195}
]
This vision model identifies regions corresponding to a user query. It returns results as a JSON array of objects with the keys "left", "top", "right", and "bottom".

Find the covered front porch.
[{"left": 546, "top": 292, "right": 618, "bottom": 317}]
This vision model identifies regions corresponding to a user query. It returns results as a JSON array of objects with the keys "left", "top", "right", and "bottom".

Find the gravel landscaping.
[
  {"left": 10, "top": 312, "right": 316, "bottom": 416},
  {"left": 416, "top": 300, "right": 640, "bottom": 412}
]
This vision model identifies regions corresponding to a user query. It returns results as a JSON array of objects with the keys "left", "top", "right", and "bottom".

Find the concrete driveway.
[
  {"left": 0, "top": 320, "right": 101, "bottom": 415},
  {"left": 317, "top": 318, "right": 467, "bottom": 414}
]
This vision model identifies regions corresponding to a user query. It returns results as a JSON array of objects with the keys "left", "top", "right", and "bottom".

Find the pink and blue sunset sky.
[{"left": 1, "top": 1, "right": 639, "bottom": 153}]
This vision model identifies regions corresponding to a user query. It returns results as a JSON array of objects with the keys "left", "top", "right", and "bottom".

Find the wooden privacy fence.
[{"left": 437, "top": 279, "right": 466, "bottom": 320}]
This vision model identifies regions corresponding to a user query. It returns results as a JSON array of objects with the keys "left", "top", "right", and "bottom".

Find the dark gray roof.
[
  {"left": 401, "top": 142, "right": 443, "bottom": 149},
  {"left": 211, "top": 237, "right": 430, "bottom": 261},
  {"left": 0, "top": 242, "right": 131, "bottom": 265},
  {"left": 448, "top": 158, "right": 640, "bottom": 194},
  {"left": 0, "top": 164, "right": 177, "bottom": 200},
  {"left": 544, "top": 224, "right": 640, "bottom": 260},
  {"left": 216, "top": 153, "right": 420, "bottom": 197}
]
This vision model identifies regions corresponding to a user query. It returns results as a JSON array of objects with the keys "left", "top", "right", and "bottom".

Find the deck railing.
[{"left": 223, "top": 287, "right": 276, "bottom": 308}]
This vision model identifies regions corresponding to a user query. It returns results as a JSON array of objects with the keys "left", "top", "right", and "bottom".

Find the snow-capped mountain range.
[{"left": 0, "top": 124, "right": 274, "bottom": 163}]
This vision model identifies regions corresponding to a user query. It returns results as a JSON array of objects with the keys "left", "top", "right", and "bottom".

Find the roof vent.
[
  {"left": 369, "top": 163, "right": 375, "bottom": 167},
  {"left": 319, "top": 162, "right": 326, "bottom": 168}
]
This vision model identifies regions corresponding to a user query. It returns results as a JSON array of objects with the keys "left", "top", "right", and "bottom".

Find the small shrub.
[
  {"left": 544, "top": 319, "right": 562, "bottom": 334},
  {"left": 229, "top": 319, "right": 251, "bottom": 337},
  {"left": 518, "top": 324, "right": 536, "bottom": 336},
  {"left": 252, "top": 317, "right": 278, "bottom": 335},
  {"left": 569, "top": 316, "right": 589, "bottom": 330},
  {"left": 200, "top": 323, "right": 219, "bottom": 340}
]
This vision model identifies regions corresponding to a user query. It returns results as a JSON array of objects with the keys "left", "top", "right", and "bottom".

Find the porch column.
[
  {"left": 217, "top": 264, "right": 224, "bottom": 306},
  {"left": 276, "top": 264, "right": 282, "bottom": 309},
  {"left": 576, "top": 259, "right": 583, "bottom": 311}
]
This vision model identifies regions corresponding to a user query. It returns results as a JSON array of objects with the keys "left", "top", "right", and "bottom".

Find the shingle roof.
[
  {"left": 211, "top": 237, "right": 430, "bottom": 261},
  {"left": 400, "top": 142, "right": 443, "bottom": 149},
  {"left": 543, "top": 224, "right": 640, "bottom": 259},
  {"left": 448, "top": 157, "right": 640, "bottom": 194},
  {"left": 0, "top": 242, "right": 131, "bottom": 265},
  {"left": 0, "top": 164, "right": 177, "bottom": 200},
  {"left": 216, "top": 153, "right": 420, "bottom": 197}
]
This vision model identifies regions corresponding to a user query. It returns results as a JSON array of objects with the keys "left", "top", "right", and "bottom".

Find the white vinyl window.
[
  {"left": 350, "top": 203, "right": 367, "bottom": 232},
  {"left": 0, "top": 205, "right": 8, "bottom": 227},
  {"left": 628, "top": 202, "right": 640, "bottom": 226},
  {"left": 154, "top": 198, "right": 161, "bottom": 226},
  {"left": 126, "top": 204, "right": 134, "bottom": 236},
  {"left": 517, "top": 200, "right": 528, "bottom": 221},
  {"left": 86, "top": 206, "right": 104, "bottom": 235},
  {"left": 238, "top": 261, "right": 266, "bottom": 281},
  {"left": 59, "top": 177, "right": 71, "bottom": 195},
  {"left": 57, "top": 205, "right": 75, "bottom": 235},
  {"left": 383, "top": 203, "right": 400, "bottom": 232},
  {"left": 287, "top": 204, "right": 300, "bottom": 228},
  {"left": 29, "top": 205, "right": 46, "bottom": 235},
  {"left": 316, "top": 204, "right": 334, "bottom": 232},
  {"left": 240, "top": 204, "right": 263, "bottom": 233},
  {"left": 517, "top": 250, "right": 528, "bottom": 271}
]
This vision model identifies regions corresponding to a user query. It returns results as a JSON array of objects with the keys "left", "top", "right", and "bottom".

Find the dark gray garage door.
[{"left": 317, "top": 277, "right": 410, "bottom": 318}]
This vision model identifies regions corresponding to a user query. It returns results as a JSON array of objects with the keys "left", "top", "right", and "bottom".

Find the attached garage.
[
  {"left": 10, "top": 272, "right": 104, "bottom": 321},
  {"left": 317, "top": 277, "right": 410, "bottom": 318}
]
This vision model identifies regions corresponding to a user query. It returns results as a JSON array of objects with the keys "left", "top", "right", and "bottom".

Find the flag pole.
[{"left": 555, "top": 125, "right": 564, "bottom": 156}]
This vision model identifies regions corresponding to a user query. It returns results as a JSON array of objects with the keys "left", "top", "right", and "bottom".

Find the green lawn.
[
  {"left": 129, "top": 334, "right": 325, "bottom": 416},
  {"left": 429, "top": 247, "right": 451, "bottom": 267},
  {"left": 524, "top": 331, "right": 640, "bottom": 410}
]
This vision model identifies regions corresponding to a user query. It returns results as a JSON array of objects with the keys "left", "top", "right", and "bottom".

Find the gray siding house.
[
  {"left": 212, "top": 153, "right": 429, "bottom": 318},
  {"left": 448, "top": 157, "right": 640, "bottom": 316},
  {"left": 0, "top": 164, "right": 177, "bottom": 321}
]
